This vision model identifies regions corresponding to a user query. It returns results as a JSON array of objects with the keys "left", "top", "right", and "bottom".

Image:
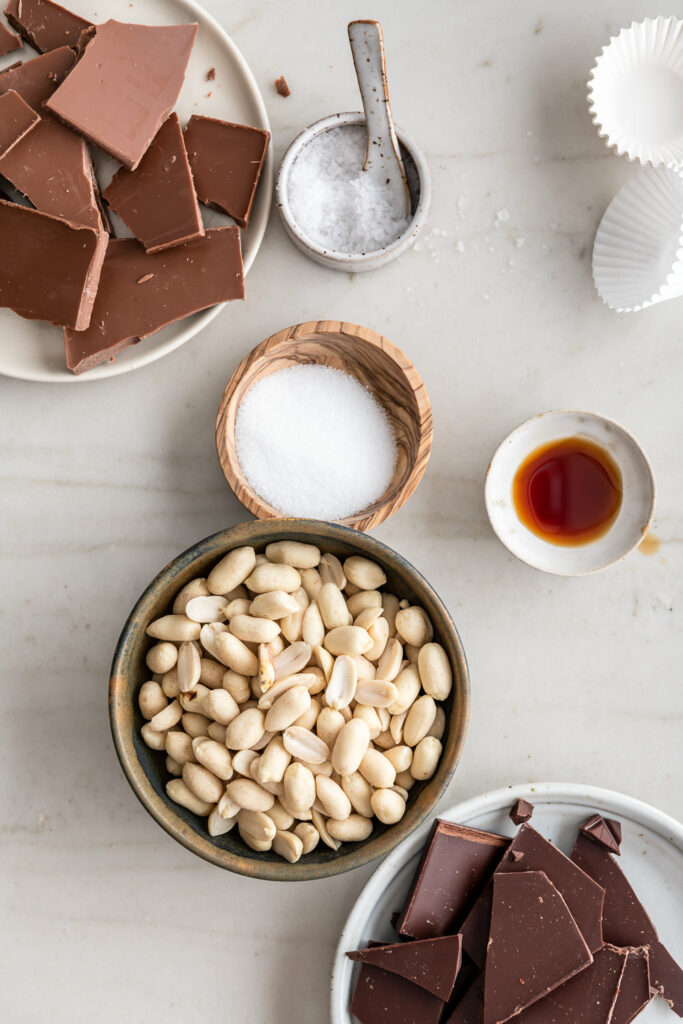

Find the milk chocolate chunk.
[
  {"left": 347, "top": 934, "right": 462, "bottom": 1001},
  {"left": 580, "top": 814, "right": 622, "bottom": 855},
  {"left": 4, "top": 0, "right": 92, "bottom": 54},
  {"left": 102, "top": 114, "right": 204, "bottom": 253},
  {"left": 184, "top": 115, "right": 269, "bottom": 229},
  {"left": 63, "top": 227, "right": 244, "bottom": 374},
  {"left": 274, "top": 74, "right": 290, "bottom": 97},
  {"left": 571, "top": 831, "right": 683, "bottom": 1016},
  {"left": 0, "top": 17, "right": 20, "bottom": 52},
  {"left": 0, "top": 199, "right": 106, "bottom": 329},
  {"left": 46, "top": 20, "right": 197, "bottom": 170},
  {"left": 484, "top": 871, "right": 593, "bottom": 1024},
  {"left": 497, "top": 825, "right": 605, "bottom": 953},
  {"left": 0, "top": 89, "right": 38, "bottom": 156},
  {"left": 350, "top": 961, "right": 445, "bottom": 1024},
  {"left": 509, "top": 799, "right": 534, "bottom": 826},
  {"left": 0, "top": 43, "right": 74, "bottom": 106},
  {"left": 397, "top": 820, "right": 509, "bottom": 940}
]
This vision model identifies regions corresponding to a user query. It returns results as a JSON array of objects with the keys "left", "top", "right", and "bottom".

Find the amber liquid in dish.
[{"left": 513, "top": 437, "right": 622, "bottom": 546}]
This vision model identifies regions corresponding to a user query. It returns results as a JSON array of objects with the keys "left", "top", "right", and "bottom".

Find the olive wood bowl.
[
  {"left": 215, "top": 321, "right": 433, "bottom": 532},
  {"left": 109, "top": 519, "right": 470, "bottom": 881}
]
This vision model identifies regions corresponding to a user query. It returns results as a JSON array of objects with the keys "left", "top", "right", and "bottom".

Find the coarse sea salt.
[
  {"left": 287, "top": 124, "right": 413, "bottom": 254},
  {"left": 235, "top": 363, "right": 397, "bottom": 521}
]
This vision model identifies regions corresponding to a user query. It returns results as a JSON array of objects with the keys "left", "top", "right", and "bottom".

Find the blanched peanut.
[
  {"left": 299, "top": 567, "right": 323, "bottom": 600},
  {"left": 249, "top": 590, "right": 299, "bottom": 620},
  {"left": 268, "top": 800, "right": 294, "bottom": 831},
  {"left": 173, "top": 577, "right": 210, "bottom": 614},
  {"left": 347, "top": 590, "right": 382, "bottom": 617},
  {"left": 313, "top": 644, "right": 334, "bottom": 681},
  {"left": 139, "top": 681, "right": 167, "bottom": 720},
  {"left": 340, "top": 772, "right": 373, "bottom": 818},
  {"left": 232, "top": 749, "right": 259, "bottom": 777},
  {"left": 213, "top": 632, "right": 259, "bottom": 676},
  {"left": 218, "top": 789, "right": 241, "bottom": 819},
  {"left": 165, "top": 755, "right": 181, "bottom": 777},
  {"left": 428, "top": 705, "right": 446, "bottom": 741},
  {"left": 185, "top": 594, "right": 229, "bottom": 623},
  {"left": 177, "top": 640, "right": 201, "bottom": 693},
  {"left": 395, "top": 769, "right": 415, "bottom": 791},
  {"left": 284, "top": 762, "right": 315, "bottom": 813},
  {"left": 199, "top": 658, "right": 224, "bottom": 689},
  {"left": 294, "top": 821, "right": 320, "bottom": 854},
  {"left": 166, "top": 730, "right": 195, "bottom": 764},
  {"left": 359, "top": 748, "right": 396, "bottom": 789},
  {"left": 354, "top": 605, "right": 383, "bottom": 631},
  {"left": 319, "top": 552, "right": 346, "bottom": 589},
  {"left": 181, "top": 712, "right": 211, "bottom": 738},
  {"left": 283, "top": 725, "right": 329, "bottom": 765},
  {"left": 377, "top": 638, "right": 403, "bottom": 681},
  {"left": 354, "top": 679, "right": 398, "bottom": 708},
  {"left": 226, "top": 778, "right": 275, "bottom": 812},
  {"left": 403, "top": 695, "right": 437, "bottom": 747},
  {"left": 192, "top": 738, "right": 233, "bottom": 781},
  {"left": 207, "top": 721, "right": 227, "bottom": 743},
  {"left": 229, "top": 614, "right": 281, "bottom": 645},
  {"left": 225, "top": 598, "right": 251, "bottom": 617},
  {"left": 395, "top": 606, "right": 433, "bottom": 647},
  {"left": 302, "top": 600, "right": 325, "bottom": 647},
  {"left": 318, "top": 582, "right": 351, "bottom": 630},
  {"left": 147, "top": 615, "right": 200, "bottom": 642},
  {"left": 384, "top": 745, "right": 413, "bottom": 774},
  {"left": 207, "top": 546, "right": 256, "bottom": 596},
  {"left": 324, "top": 626, "right": 372, "bottom": 657},
  {"left": 266, "top": 540, "right": 321, "bottom": 568},
  {"left": 353, "top": 704, "right": 382, "bottom": 740},
  {"left": 199, "top": 622, "right": 228, "bottom": 659},
  {"left": 272, "top": 829, "right": 304, "bottom": 863},
  {"left": 343, "top": 556, "right": 387, "bottom": 591},
  {"left": 146, "top": 642, "right": 178, "bottom": 675},
  {"left": 257, "top": 735, "right": 291, "bottom": 784},
  {"left": 141, "top": 723, "right": 167, "bottom": 750},
  {"left": 418, "top": 643, "right": 453, "bottom": 701},
  {"left": 352, "top": 655, "right": 376, "bottom": 682},
  {"left": 225, "top": 708, "right": 266, "bottom": 750},
  {"left": 317, "top": 707, "right": 346, "bottom": 749},
  {"left": 238, "top": 822, "right": 272, "bottom": 852},
  {"left": 179, "top": 682, "right": 209, "bottom": 713},
  {"left": 265, "top": 686, "right": 310, "bottom": 733},
  {"left": 258, "top": 673, "right": 316, "bottom": 710},
  {"left": 312, "top": 808, "right": 341, "bottom": 850},
  {"left": 392, "top": 784, "right": 410, "bottom": 801},
  {"left": 371, "top": 788, "right": 406, "bottom": 824},
  {"left": 281, "top": 587, "right": 309, "bottom": 644},
  {"left": 327, "top": 814, "right": 373, "bottom": 842},
  {"left": 315, "top": 775, "right": 352, "bottom": 820},
  {"left": 238, "top": 809, "right": 277, "bottom": 842},
  {"left": 306, "top": 666, "right": 327, "bottom": 696},
  {"left": 183, "top": 762, "right": 224, "bottom": 804},
  {"left": 244, "top": 563, "right": 301, "bottom": 594},
  {"left": 404, "top": 644, "right": 421, "bottom": 663},
  {"left": 377, "top": 706, "right": 391, "bottom": 732},
  {"left": 374, "top": 730, "right": 395, "bottom": 750},
  {"left": 411, "top": 737, "right": 442, "bottom": 780},
  {"left": 272, "top": 641, "right": 311, "bottom": 681},
  {"left": 366, "top": 616, "right": 390, "bottom": 661},
  {"left": 167, "top": 778, "right": 212, "bottom": 816},
  {"left": 387, "top": 665, "right": 421, "bottom": 715},
  {"left": 208, "top": 806, "right": 236, "bottom": 836},
  {"left": 161, "top": 668, "right": 180, "bottom": 698},
  {"left": 223, "top": 670, "right": 251, "bottom": 704},
  {"left": 381, "top": 593, "right": 400, "bottom": 636},
  {"left": 390, "top": 710, "right": 407, "bottom": 745},
  {"left": 149, "top": 699, "right": 182, "bottom": 732},
  {"left": 331, "top": 719, "right": 370, "bottom": 776},
  {"left": 326, "top": 654, "right": 357, "bottom": 711}
]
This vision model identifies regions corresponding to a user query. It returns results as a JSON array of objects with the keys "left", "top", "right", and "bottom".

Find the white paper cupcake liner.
[
  {"left": 593, "top": 164, "right": 683, "bottom": 312},
  {"left": 588, "top": 17, "right": 683, "bottom": 169}
]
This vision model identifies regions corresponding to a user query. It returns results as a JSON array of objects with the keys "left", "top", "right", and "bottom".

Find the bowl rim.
[
  {"left": 215, "top": 320, "right": 433, "bottom": 531},
  {"left": 109, "top": 518, "right": 470, "bottom": 881}
]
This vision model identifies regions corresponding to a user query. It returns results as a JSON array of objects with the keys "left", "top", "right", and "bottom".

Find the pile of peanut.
[{"left": 138, "top": 541, "right": 452, "bottom": 863}]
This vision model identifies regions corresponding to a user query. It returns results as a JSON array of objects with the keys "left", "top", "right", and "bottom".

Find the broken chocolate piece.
[
  {"left": 460, "top": 883, "right": 493, "bottom": 968},
  {"left": 0, "top": 43, "right": 74, "bottom": 106},
  {"left": 511, "top": 944, "right": 632, "bottom": 1023},
  {"left": 484, "top": 871, "right": 593, "bottom": 1024},
  {"left": 572, "top": 832, "right": 683, "bottom": 1016},
  {"left": 510, "top": 799, "right": 534, "bottom": 826},
  {"left": 497, "top": 825, "right": 605, "bottom": 953},
  {"left": 4, "top": 0, "right": 92, "bottom": 54},
  {"left": 580, "top": 815, "right": 622, "bottom": 855},
  {"left": 63, "top": 227, "right": 244, "bottom": 374},
  {"left": 46, "top": 19, "right": 197, "bottom": 170},
  {"left": 102, "top": 113, "right": 204, "bottom": 253},
  {"left": 274, "top": 74, "right": 290, "bottom": 97},
  {"left": 446, "top": 972, "right": 484, "bottom": 1024},
  {"left": 0, "top": 89, "right": 39, "bottom": 157},
  {"left": 184, "top": 114, "right": 269, "bottom": 229},
  {"left": 0, "top": 17, "right": 21, "bottom": 53},
  {"left": 350, "top": 961, "right": 445, "bottom": 1024},
  {"left": 347, "top": 934, "right": 462, "bottom": 1001},
  {"left": 0, "top": 198, "right": 106, "bottom": 330},
  {"left": 397, "top": 820, "right": 509, "bottom": 941},
  {"left": 611, "top": 947, "right": 653, "bottom": 1024}
]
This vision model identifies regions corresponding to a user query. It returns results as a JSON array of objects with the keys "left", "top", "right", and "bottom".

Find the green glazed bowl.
[{"left": 109, "top": 519, "right": 470, "bottom": 881}]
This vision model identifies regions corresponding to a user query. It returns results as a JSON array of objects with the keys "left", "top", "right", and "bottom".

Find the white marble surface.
[{"left": 2, "top": 1, "right": 682, "bottom": 1020}]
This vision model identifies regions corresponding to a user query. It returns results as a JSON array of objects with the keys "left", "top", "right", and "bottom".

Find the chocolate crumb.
[
  {"left": 206, "top": 67, "right": 215, "bottom": 81},
  {"left": 510, "top": 798, "right": 534, "bottom": 825},
  {"left": 274, "top": 74, "right": 291, "bottom": 97}
]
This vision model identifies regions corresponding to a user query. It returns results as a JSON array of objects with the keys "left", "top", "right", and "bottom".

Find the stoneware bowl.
[
  {"left": 484, "top": 410, "right": 655, "bottom": 575},
  {"left": 109, "top": 519, "right": 470, "bottom": 881},
  {"left": 276, "top": 112, "right": 431, "bottom": 272},
  {"left": 215, "top": 321, "right": 433, "bottom": 532}
]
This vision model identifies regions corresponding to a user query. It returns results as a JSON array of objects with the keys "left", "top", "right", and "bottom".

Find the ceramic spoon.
[{"left": 347, "top": 19, "right": 411, "bottom": 220}]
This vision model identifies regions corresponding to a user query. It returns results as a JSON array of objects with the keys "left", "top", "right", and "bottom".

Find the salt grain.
[
  {"left": 287, "top": 125, "right": 412, "bottom": 254},
  {"left": 235, "top": 364, "right": 397, "bottom": 521}
]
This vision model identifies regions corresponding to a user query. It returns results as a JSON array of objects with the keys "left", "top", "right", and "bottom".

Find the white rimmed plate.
[
  {"left": 331, "top": 782, "right": 683, "bottom": 1024},
  {"left": 0, "top": 0, "right": 272, "bottom": 383}
]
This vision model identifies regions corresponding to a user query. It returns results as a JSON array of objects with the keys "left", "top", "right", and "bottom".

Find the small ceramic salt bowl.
[
  {"left": 484, "top": 411, "right": 655, "bottom": 576},
  {"left": 276, "top": 112, "right": 431, "bottom": 273}
]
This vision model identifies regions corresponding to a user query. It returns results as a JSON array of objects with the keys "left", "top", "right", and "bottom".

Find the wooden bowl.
[
  {"left": 109, "top": 519, "right": 470, "bottom": 882},
  {"left": 215, "top": 321, "right": 432, "bottom": 531}
]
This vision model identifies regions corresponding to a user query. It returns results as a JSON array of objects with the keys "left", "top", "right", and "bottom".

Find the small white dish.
[
  {"left": 593, "top": 165, "right": 683, "bottom": 313},
  {"left": 588, "top": 16, "right": 683, "bottom": 169},
  {"left": 331, "top": 782, "right": 683, "bottom": 1024},
  {"left": 484, "top": 411, "right": 655, "bottom": 576},
  {"left": 276, "top": 112, "right": 431, "bottom": 273}
]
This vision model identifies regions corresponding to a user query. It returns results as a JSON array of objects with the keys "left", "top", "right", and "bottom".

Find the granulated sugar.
[
  {"left": 235, "top": 363, "right": 397, "bottom": 520},
  {"left": 287, "top": 124, "right": 412, "bottom": 254}
]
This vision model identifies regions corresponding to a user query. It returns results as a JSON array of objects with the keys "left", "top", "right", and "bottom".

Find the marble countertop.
[{"left": 2, "top": 0, "right": 682, "bottom": 1020}]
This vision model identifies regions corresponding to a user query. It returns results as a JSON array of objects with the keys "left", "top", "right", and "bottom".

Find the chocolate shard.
[
  {"left": 580, "top": 815, "right": 622, "bottom": 855},
  {"left": 497, "top": 824, "right": 605, "bottom": 953},
  {"left": 510, "top": 798, "right": 534, "bottom": 826},
  {"left": 45, "top": 19, "right": 197, "bottom": 170},
  {"left": 63, "top": 227, "right": 245, "bottom": 375},
  {"left": 102, "top": 113, "right": 204, "bottom": 253},
  {"left": 4, "top": 0, "right": 92, "bottom": 54},
  {"left": 347, "top": 934, "right": 463, "bottom": 1001},
  {"left": 0, "top": 17, "right": 21, "bottom": 53},
  {"left": 445, "top": 972, "right": 484, "bottom": 1024},
  {"left": 483, "top": 871, "right": 593, "bottom": 1024},
  {"left": 0, "top": 198, "right": 106, "bottom": 330},
  {"left": 350, "top": 961, "right": 445, "bottom": 1024},
  {"left": 610, "top": 947, "right": 653, "bottom": 1024},
  {"left": 184, "top": 114, "right": 270, "bottom": 229},
  {"left": 0, "top": 44, "right": 74, "bottom": 107},
  {"left": 397, "top": 820, "right": 509, "bottom": 941},
  {"left": 0, "top": 89, "right": 39, "bottom": 157},
  {"left": 571, "top": 832, "right": 683, "bottom": 1016}
]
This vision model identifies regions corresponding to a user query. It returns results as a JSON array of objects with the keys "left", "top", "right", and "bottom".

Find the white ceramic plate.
[
  {"left": 331, "top": 782, "right": 683, "bottom": 1024},
  {"left": 0, "top": 0, "right": 272, "bottom": 383}
]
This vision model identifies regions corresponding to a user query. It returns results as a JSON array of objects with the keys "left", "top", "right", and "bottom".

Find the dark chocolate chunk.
[
  {"left": 511, "top": 944, "right": 630, "bottom": 1023},
  {"left": 580, "top": 814, "right": 622, "bottom": 855},
  {"left": 497, "top": 825, "right": 605, "bottom": 953},
  {"left": 445, "top": 972, "right": 484, "bottom": 1024},
  {"left": 397, "top": 820, "right": 509, "bottom": 941},
  {"left": 509, "top": 799, "right": 534, "bottom": 826},
  {"left": 0, "top": 89, "right": 39, "bottom": 157},
  {"left": 460, "top": 883, "right": 492, "bottom": 968},
  {"left": 0, "top": 17, "right": 21, "bottom": 53},
  {"left": 184, "top": 114, "right": 269, "bottom": 229},
  {"left": 611, "top": 947, "right": 653, "bottom": 1024},
  {"left": 102, "top": 113, "right": 204, "bottom": 253},
  {"left": 571, "top": 832, "right": 683, "bottom": 1015},
  {"left": 0, "top": 198, "right": 106, "bottom": 329},
  {"left": 347, "top": 934, "right": 462, "bottom": 1001},
  {"left": 4, "top": 0, "right": 92, "bottom": 54},
  {"left": 483, "top": 871, "right": 593, "bottom": 1024},
  {"left": 274, "top": 74, "right": 290, "bottom": 97},
  {"left": 63, "top": 227, "right": 244, "bottom": 374},
  {"left": 350, "top": 961, "right": 445, "bottom": 1024},
  {"left": 45, "top": 19, "right": 197, "bottom": 170}
]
